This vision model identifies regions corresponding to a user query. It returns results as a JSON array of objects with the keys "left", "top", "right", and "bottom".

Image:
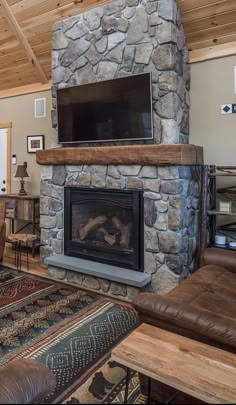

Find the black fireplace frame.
[{"left": 64, "top": 187, "right": 144, "bottom": 271}]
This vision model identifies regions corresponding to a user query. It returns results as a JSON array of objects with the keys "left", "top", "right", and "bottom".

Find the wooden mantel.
[{"left": 36, "top": 144, "right": 204, "bottom": 166}]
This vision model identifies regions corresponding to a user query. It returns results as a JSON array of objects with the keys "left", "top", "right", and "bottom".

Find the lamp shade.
[{"left": 15, "top": 164, "right": 29, "bottom": 178}]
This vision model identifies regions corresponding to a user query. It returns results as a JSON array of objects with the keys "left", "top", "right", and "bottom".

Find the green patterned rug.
[{"left": 0, "top": 270, "right": 142, "bottom": 403}]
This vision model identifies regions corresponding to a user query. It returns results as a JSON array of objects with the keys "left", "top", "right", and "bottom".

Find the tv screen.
[{"left": 57, "top": 73, "right": 153, "bottom": 144}]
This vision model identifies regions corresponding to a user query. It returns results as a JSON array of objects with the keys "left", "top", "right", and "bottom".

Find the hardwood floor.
[
  {"left": 3, "top": 243, "right": 48, "bottom": 277},
  {"left": 2, "top": 243, "right": 131, "bottom": 305}
]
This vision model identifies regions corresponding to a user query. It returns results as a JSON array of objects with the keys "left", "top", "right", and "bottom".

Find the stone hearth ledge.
[
  {"left": 36, "top": 144, "right": 204, "bottom": 166},
  {"left": 45, "top": 255, "right": 151, "bottom": 288}
]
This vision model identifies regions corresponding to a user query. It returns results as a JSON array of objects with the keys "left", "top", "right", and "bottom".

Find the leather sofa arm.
[
  {"left": 0, "top": 359, "right": 56, "bottom": 404},
  {"left": 133, "top": 293, "right": 236, "bottom": 350},
  {"left": 202, "top": 247, "right": 236, "bottom": 274}
]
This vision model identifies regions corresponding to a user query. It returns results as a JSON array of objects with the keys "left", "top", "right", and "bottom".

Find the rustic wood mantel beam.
[
  {"left": 36, "top": 144, "right": 204, "bottom": 166},
  {"left": 0, "top": 0, "right": 48, "bottom": 84}
]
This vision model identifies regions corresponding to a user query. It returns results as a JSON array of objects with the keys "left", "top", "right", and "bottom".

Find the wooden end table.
[{"left": 111, "top": 323, "right": 236, "bottom": 404}]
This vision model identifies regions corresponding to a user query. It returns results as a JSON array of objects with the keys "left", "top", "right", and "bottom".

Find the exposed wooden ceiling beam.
[
  {"left": 189, "top": 40, "right": 236, "bottom": 62},
  {"left": 0, "top": 81, "right": 51, "bottom": 99},
  {"left": 0, "top": 0, "right": 48, "bottom": 84}
]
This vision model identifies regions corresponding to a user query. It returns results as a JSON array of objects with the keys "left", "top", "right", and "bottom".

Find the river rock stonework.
[
  {"left": 40, "top": 164, "right": 201, "bottom": 297},
  {"left": 51, "top": 0, "right": 190, "bottom": 147}
]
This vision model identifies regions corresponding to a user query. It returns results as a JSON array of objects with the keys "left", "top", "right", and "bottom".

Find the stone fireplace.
[
  {"left": 38, "top": 0, "right": 203, "bottom": 300},
  {"left": 40, "top": 162, "right": 201, "bottom": 299}
]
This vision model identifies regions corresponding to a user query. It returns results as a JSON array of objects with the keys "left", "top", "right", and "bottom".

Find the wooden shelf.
[
  {"left": 209, "top": 173, "right": 236, "bottom": 177},
  {"left": 200, "top": 166, "right": 236, "bottom": 257},
  {"left": 209, "top": 243, "right": 236, "bottom": 251},
  {"left": 216, "top": 166, "right": 236, "bottom": 170},
  {"left": 208, "top": 210, "right": 236, "bottom": 216}
]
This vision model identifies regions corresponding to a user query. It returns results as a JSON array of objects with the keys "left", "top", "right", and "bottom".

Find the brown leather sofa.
[
  {"left": 132, "top": 247, "right": 236, "bottom": 403},
  {"left": 0, "top": 359, "right": 56, "bottom": 404},
  {"left": 0, "top": 220, "right": 6, "bottom": 262}
]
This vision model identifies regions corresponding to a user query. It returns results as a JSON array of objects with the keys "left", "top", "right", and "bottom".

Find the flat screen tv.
[{"left": 57, "top": 72, "right": 153, "bottom": 144}]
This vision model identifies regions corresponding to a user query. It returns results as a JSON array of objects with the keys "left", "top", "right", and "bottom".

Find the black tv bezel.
[{"left": 56, "top": 72, "right": 153, "bottom": 144}]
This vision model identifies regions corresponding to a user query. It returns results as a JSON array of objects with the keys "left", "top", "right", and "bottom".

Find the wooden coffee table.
[{"left": 111, "top": 323, "right": 236, "bottom": 404}]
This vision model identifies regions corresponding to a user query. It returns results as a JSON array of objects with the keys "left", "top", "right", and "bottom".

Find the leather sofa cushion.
[
  {"left": 168, "top": 265, "right": 236, "bottom": 319},
  {"left": 133, "top": 265, "right": 236, "bottom": 350}
]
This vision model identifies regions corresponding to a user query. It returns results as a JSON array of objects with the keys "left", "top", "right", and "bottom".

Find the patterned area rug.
[
  {"left": 0, "top": 269, "right": 142, "bottom": 403},
  {"left": 0, "top": 264, "right": 15, "bottom": 283}
]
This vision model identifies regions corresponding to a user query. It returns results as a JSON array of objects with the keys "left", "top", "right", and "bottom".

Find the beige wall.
[
  {"left": 190, "top": 55, "right": 236, "bottom": 166},
  {"left": 0, "top": 90, "right": 52, "bottom": 195}
]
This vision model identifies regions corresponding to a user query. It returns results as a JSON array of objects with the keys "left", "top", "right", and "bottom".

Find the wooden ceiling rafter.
[
  {"left": 0, "top": 0, "right": 236, "bottom": 91},
  {"left": 190, "top": 40, "right": 236, "bottom": 63},
  {"left": 179, "top": 0, "right": 236, "bottom": 62},
  {"left": 0, "top": 0, "right": 48, "bottom": 84}
]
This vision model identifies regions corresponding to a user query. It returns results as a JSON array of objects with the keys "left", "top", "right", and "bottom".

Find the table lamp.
[{"left": 15, "top": 164, "right": 29, "bottom": 195}]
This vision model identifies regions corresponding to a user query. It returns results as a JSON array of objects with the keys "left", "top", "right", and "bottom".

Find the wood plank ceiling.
[{"left": 0, "top": 0, "right": 236, "bottom": 93}]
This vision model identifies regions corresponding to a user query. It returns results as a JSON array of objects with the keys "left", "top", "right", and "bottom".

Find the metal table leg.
[
  {"left": 165, "top": 392, "right": 178, "bottom": 404},
  {"left": 124, "top": 368, "right": 131, "bottom": 404},
  {"left": 147, "top": 377, "right": 151, "bottom": 404}
]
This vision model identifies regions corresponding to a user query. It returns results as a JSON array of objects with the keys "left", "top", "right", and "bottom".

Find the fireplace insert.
[{"left": 64, "top": 187, "right": 144, "bottom": 271}]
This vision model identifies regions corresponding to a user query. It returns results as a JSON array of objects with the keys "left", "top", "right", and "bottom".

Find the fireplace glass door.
[{"left": 64, "top": 187, "right": 144, "bottom": 271}]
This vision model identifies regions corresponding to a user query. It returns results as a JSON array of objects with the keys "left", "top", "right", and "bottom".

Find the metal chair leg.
[
  {"left": 14, "top": 242, "right": 17, "bottom": 268},
  {"left": 26, "top": 241, "right": 29, "bottom": 271},
  {"left": 16, "top": 242, "right": 19, "bottom": 271},
  {"left": 19, "top": 241, "right": 21, "bottom": 271}
]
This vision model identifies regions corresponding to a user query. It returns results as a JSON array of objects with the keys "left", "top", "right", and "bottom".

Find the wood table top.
[
  {"left": 111, "top": 323, "right": 236, "bottom": 404},
  {"left": 0, "top": 194, "right": 40, "bottom": 200}
]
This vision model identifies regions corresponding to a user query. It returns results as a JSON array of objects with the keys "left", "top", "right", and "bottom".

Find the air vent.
[{"left": 34, "top": 98, "right": 46, "bottom": 118}]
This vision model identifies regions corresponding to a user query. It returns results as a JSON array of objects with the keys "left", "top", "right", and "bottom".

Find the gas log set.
[{"left": 78, "top": 215, "right": 133, "bottom": 251}]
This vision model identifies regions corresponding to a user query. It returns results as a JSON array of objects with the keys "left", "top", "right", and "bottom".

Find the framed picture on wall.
[{"left": 27, "top": 135, "right": 45, "bottom": 153}]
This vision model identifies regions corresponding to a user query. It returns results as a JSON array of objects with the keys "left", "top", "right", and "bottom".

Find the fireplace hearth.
[{"left": 64, "top": 187, "right": 144, "bottom": 271}]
